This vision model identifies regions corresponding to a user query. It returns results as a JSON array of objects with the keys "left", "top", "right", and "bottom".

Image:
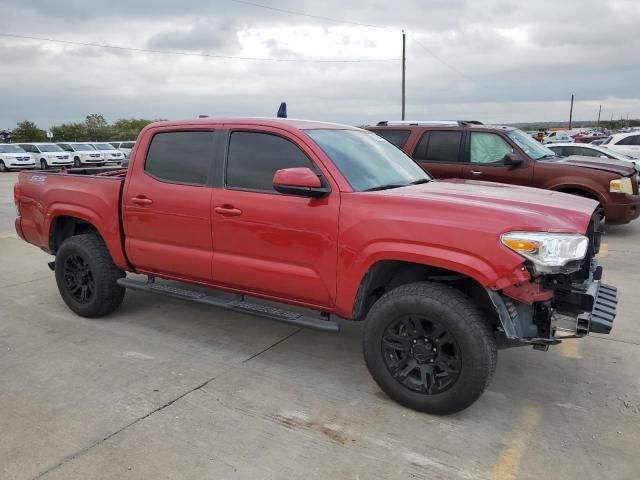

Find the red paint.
[
  {"left": 502, "top": 281, "right": 554, "bottom": 304},
  {"left": 15, "top": 118, "right": 598, "bottom": 320}
]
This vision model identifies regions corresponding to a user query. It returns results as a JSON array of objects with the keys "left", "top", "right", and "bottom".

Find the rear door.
[
  {"left": 613, "top": 135, "right": 640, "bottom": 158},
  {"left": 461, "top": 131, "right": 533, "bottom": 186},
  {"left": 411, "top": 130, "right": 464, "bottom": 178},
  {"left": 122, "top": 129, "right": 216, "bottom": 282},
  {"left": 210, "top": 126, "right": 339, "bottom": 307}
]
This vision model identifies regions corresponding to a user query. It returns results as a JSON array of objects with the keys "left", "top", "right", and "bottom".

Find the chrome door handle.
[{"left": 470, "top": 170, "right": 483, "bottom": 176}]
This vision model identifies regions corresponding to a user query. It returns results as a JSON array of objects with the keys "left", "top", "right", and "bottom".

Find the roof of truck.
[{"left": 147, "top": 117, "right": 360, "bottom": 131}]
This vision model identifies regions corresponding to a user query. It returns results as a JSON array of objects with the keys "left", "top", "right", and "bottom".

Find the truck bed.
[{"left": 15, "top": 167, "right": 129, "bottom": 269}]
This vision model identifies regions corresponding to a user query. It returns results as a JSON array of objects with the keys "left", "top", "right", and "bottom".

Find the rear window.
[
  {"left": 145, "top": 131, "right": 215, "bottom": 185},
  {"left": 413, "top": 131, "right": 462, "bottom": 163},
  {"left": 371, "top": 129, "right": 411, "bottom": 149}
]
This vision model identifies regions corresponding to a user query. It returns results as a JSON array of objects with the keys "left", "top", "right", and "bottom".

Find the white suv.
[
  {"left": 57, "top": 142, "right": 105, "bottom": 167},
  {"left": 0, "top": 144, "right": 35, "bottom": 172},
  {"left": 602, "top": 132, "right": 640, "bottom": 158},
  {"left": 90, "top": 143, "right": 125, "bottom": 166},
  {"left": 19, "top": 143, "right": 73, "bottom": 169}
]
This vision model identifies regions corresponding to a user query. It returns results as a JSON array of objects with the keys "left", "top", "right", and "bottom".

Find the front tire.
[
  {"left": 363, "top": 282, "right": 497, "bottom": 415},
  {"left": 0, "top": 160, "right": 7, "bottom": 172},
  {"left": 74, "top": 157, "right": 81, "bottom": 168},
  {"left": 40, "top": 159, "right": 48, "bottom": 169},
  {"left": 55, "top": 234, "right": 125, "bottom": 318}
]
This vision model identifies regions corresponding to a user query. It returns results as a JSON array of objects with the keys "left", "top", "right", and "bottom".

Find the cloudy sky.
[{"left": 1, "top": 0, "right": 639, "bottom": 129}]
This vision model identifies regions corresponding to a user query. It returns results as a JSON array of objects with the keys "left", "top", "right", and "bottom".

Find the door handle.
[
  {"left": 214, "top": 205, "right": 243, "bottom": 216},
  {"left": 131, "top": 196, "right": 153, "bottom": 206},
  {"left": 470, "top": 170, "right": 483, "bottom": 176}
]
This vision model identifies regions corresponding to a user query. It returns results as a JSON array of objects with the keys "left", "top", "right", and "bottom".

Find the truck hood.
[
  {"left": 374, "top": 179, "right": 596, "bottom": 233},
  {"left": 551, "top": 155, "right": 636, "bottom": 176}
]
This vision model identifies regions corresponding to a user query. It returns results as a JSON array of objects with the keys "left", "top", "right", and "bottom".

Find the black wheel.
[
  {"left": 74, "top": 157, "right": 81, "bottom": 168},
  {"left": 40, "top": 158, "right": 48, "bottom": 169},
  {"left": 363, "top": 282, "right": 497, "bottom": 415},
  {"left": 0, "top": 160, "right": 7, "bottom": 172},
  {"left": 55, "top": 234, "right": 126, "bottom": 318}
]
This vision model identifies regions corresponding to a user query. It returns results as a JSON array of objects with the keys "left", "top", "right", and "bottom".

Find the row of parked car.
[{"left": 0, "top": 141, "right": 135, "bottom": 172}]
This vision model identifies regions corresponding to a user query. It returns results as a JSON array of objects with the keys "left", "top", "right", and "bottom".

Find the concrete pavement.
[{"left": 1, "top": 171, "right": 639, "bottom": 479}]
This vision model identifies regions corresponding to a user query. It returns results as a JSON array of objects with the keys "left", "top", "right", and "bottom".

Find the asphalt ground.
[{"left": 1, "top": 171, "right": 638, "bottom": 479}]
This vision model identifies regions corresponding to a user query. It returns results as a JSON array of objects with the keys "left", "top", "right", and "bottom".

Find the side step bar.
[{"left": 117, "top": 277, "right": 340, "bottom": 333}]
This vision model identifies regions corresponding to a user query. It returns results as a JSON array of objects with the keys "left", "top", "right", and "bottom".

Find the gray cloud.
[{"left": 0, "top": 0, "right": 639, "bottom": 129}]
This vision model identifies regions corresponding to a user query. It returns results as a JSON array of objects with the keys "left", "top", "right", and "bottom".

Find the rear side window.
[
  {"left": 226, "top": 131, "right": 313, "bottom": 192},
  {"left": 145, "top": 131, "right": 214, "bottom": 185},
  {"left": 372, "top": 129, "right": 411, "bottom": 149},
  {"left": 413, "top": 131, "right": 462, "bottom": 163},
  {"left": 617, "top": 136, "right": 635, "bottom": 146}
]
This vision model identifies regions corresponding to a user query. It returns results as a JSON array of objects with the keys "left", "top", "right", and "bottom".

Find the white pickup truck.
[
  {"left": 0, "top": 144, "right": 35, "bottom": 171},
  {"left": 57, "top": 143, "right": 105, "bottom": 167},
  {"left": 18, "top": 143, "right": 72, "bottom": 169}
]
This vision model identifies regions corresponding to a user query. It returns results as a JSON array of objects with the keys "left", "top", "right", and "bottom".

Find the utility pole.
[
  {"left": 596, "top": 104, "right": 601, "bottom": 129},
  {"left": 568, "top": 94, "right": 574, "bottom": 130},
  {"left": 401, "top": 30, "right": 406, "bottom": 120}
]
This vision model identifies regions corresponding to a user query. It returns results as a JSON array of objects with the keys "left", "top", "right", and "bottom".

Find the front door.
[
  {"left": 211, "top": 128, "right": 339, "bottom": 308},
  {"left": 461, "top": 131, "right": 533, "bottom": 186},
  {"left": 123, "top": 129, "right": 216, "bottom": 282},
  {"left": 411, "top": 130, "right": 464, "bottom": 179}
]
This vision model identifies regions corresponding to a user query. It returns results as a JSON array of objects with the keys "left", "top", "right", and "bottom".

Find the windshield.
[
  {"left": 71, "top": 143, "right": 94, "bottom": 151},
  {"left": 37, "top": 144, "right": 64, "bottom": 152},
  {"left": 506, "top": 129, "right": 557, "bottom": 160},
  {"left": 305, "top": 129, "right": 430, "bottom": 191},
  {"left": 93, "top": 143, "right": 113, "bottom": 150},
  {"left": 0, "top": 144, "right": 26, "bottom": 153}
]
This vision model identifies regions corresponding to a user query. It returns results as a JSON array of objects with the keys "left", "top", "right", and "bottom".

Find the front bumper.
[
  {"left": 488, "top": 262, "right": 618, "bottom": 347},
  {"left": 604, "top": 194, "right": 640, "bottom": 225}
]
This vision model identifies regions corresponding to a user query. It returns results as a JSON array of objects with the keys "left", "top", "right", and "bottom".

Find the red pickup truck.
[{"left": 14, "top": 118, "right": 617, "bottom": 415}]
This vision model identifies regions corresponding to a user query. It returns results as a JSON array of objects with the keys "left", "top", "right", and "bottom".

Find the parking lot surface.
[{"left": 1, "top": 171, "right": 639, "bottom": 479}]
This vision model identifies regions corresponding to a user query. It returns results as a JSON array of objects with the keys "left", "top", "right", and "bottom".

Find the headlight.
[
  {"left": 610, "top": 177, "right": 632, "bottom": 194},
  {"left": 501, "top": 232, "right": 589, "bottom": 273}
]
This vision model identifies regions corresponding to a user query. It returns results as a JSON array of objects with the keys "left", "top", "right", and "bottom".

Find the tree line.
[{"left": 5, "top": 114, "right": 162, "bottom": 143}]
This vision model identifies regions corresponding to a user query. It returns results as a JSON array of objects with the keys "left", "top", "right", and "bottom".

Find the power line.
[
  {"left": 0, "top": 32, "right": 399, "bottom": 63},
  {"left": 406, "top": 34, "right": 475, "bottom": 83},
  {"left": 229, "top": 0, "right": 388, "bottom": 29}
]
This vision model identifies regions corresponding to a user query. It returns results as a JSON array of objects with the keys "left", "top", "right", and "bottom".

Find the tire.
[
  {"left": 40, "top": 158, "right": 48, "bottom": 169},
  {"left": 54, "top": 234, "right": 126, "bottom": 318},
  {"left": 0, "top": 160, "right": 7, "bottom": 172},
  {"left": 74, "top": 157, "right": 81, "bottom": 168},
  {"left": 363, "top": 282, "right": 497, "bottom": 415}
]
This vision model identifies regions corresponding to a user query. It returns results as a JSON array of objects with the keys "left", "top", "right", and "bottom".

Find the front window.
[
  {"left": 470, "top": 132, "right": 514, "bottom": 165},
  {"left": 37, "top": 144, "right": 64, "bottom": 152},
  {"left": 506, "top": 129, "right": 557, "bottom": 160},
  {"left": 306, "top": 129, "right": 430, "bottom": 192},
  {"left": 93, "top": 143, "right": 114, "bottom": 150},
  {"left": 0, "top": 144, "right": 26, "bottom": 153}
]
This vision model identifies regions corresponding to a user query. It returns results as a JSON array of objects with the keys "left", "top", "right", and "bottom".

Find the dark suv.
[{"left": 366, "top": 121, "right": 640, "bottom": 225}]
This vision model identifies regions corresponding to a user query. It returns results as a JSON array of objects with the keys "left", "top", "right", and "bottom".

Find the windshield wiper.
[
  {"left": 363, "top": 183, "right": 407, "bottom": 192},
  {"left": 408, "top": 178, "right": 430, "bottom": 185}
]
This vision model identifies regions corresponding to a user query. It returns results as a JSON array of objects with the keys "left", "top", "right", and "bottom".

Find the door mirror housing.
[
  {"left": 504, "top": 152, "right": 524, "bottom": 168},
  {"left": 273, "top": 167, "right": 330, "bottom": 198}
]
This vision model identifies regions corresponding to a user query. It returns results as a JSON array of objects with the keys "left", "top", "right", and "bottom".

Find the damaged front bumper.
[{"left": 487, "top": 262, "right": 618, "bottom": 348}]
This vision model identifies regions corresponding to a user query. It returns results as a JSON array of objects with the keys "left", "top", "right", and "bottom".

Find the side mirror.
[
  {"left": 599, "top": 155, "right": 609, "bottom": 159},
  {"left": 273, "top": 167, "right": 330, "bottom": 198},
  {"left": 504, "top": 152, "right": 524, "bottom": 168}
]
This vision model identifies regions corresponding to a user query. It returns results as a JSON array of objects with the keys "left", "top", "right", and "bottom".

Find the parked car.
[
  {"left": 110, "top": 141, "right": 135, "bottom": 159},
  {"left": 14, "top": 118, "right": 617, "bottom": 415},
  {"left": 367, "top": 121, "right": 640, "bottom": 225},
  {"left": 18, "top": 143, "right": 72, "bottom": 169},
  {"left": 0, "top": 144, "right": 35, "bottom": 171},
  {"left": 601, "top": 132, "right": 640, "bottom": 158},
  {"left": 543, "top": 131, "right": 574, "bottom": 144},
  {"left": 89, "top": 143, "right": 125, "bottom": 166},
  {"left": 547, "top": 143, "right": 640, "bottom": 170},
  {"left": 57, "top": 142, "right": 104, "bottom": 167}
]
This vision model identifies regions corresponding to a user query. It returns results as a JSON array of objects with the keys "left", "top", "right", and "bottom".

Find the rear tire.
[
  {"left": 55, "top": 234, "right": 125, "bottom": 318},
  {"left": 363, "top": 282, "right": 497, "bottom": 415}
]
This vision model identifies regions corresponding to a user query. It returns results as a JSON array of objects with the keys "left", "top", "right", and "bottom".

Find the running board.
[{"left": 117, "top": 277, "right": 340, "bottom": 333}]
